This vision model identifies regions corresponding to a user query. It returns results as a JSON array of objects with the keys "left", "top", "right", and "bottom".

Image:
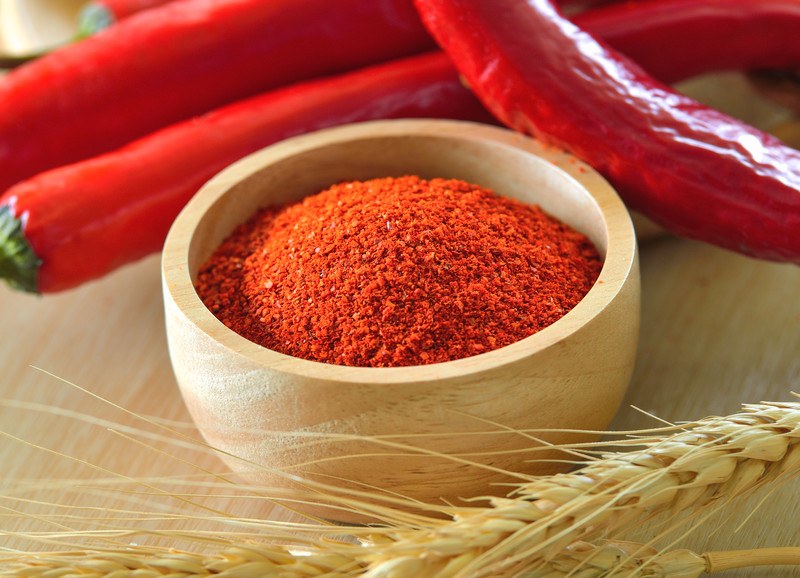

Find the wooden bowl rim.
[{"left": 162, "top": 119, "right": 637, "bottom": 384}]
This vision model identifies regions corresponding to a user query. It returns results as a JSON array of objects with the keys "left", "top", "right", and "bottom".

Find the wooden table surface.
[
  {"left": 1, "top": 70, "right": 799, "bottom": 575},
  {"left": 2, "top": 232, "right": 799, "bottom": 576}
]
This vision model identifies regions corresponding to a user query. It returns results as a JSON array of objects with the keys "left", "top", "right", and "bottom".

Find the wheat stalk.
[
  {"left": 354, "top": 401, "right": 800, "bottom": 577},
  {"left": 5, "top": 540, "right": 800, "bottom": 577},
  {"left": 2, "top": 401, "right": 799, "bottom": 577}
]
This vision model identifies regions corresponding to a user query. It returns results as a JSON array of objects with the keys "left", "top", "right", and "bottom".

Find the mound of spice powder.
[{"left": 195, "top": 176, "right": 602, "bottom": 367}]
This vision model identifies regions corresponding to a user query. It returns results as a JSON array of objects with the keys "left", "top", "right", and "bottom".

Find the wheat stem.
[
  {"left": 704, "top": 547, "right": 800, "bottom": 572},
  {"left": 6, "top": 542, "right": 800, "bottom": 578}
]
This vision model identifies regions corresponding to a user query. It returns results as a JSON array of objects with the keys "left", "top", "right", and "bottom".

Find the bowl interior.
[{"left": 165, "top": 120, "right": 635, "bottom": 381}]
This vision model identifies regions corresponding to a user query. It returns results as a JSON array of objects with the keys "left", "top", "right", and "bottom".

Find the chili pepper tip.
[{"left": 0, "top": 205, "right": 41, "bottom": 294}]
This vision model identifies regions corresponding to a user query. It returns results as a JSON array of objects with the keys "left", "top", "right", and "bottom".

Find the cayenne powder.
[{"left": 195, "top": 176, "right": 602, "bottom": 367}]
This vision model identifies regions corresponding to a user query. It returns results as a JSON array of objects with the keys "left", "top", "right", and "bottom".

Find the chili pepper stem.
[
  {"left": 0, "top": 206, "right": 40, "bottom": 293},
  {"left": 77, "top": 4, "right": 115, "bottom": 39}
]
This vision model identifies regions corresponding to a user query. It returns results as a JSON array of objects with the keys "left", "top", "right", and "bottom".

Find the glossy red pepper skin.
[
  {"left": 415, "top": 0, "right": 800, "bottom": 263},
  {"left": 0, "top": 0, "right": 434, "bottom": 193},
  {"left": 0, "top": 53, "right": 491, "bottom": 293},
  {"left": 5, "top": 0, "right": 800, "bottom": 293},
  {"left": 574, "top": 0, "right": 800, "bottom": 84},
  {"left": 7, "top": 0, "right": 799, "bottom": 197}
]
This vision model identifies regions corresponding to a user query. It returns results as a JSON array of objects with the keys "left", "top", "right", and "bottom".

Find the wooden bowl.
[{"left": 162, "top": 120, "right": 640, "bottom": 509}]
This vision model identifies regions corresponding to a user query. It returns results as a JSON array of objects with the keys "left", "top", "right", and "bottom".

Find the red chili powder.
[{"left": 195, "top": 176, "right": 602, "bottom": 367}]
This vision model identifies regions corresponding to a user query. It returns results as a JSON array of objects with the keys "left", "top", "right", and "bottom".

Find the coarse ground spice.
[{"left": 195, "top": 176, "right": 602, "bottom": 367}]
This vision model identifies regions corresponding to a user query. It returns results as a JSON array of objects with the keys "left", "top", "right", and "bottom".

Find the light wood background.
[
  {"left": 1, "top": 74, "right": 799, "bottom": 575},
  {"left": 2, "top": 230, "right": 799, "bottom": 576}
]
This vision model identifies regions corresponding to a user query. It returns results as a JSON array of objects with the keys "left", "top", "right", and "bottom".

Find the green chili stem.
[
  {"left": 77, "top": 3, "right": 116, "bottom": 39},
  {"left": 0, "top": 205, "right": 41, "bottom": 293}
]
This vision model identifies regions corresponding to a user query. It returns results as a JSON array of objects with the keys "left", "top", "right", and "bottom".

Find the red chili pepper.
[
  {"left": 4, "top": 0, "right": 799, "bottom": 293},
  {"left": 573, "top": 0, "right": 800, "bottom": 84},
  {"left": 72, "top": 0, "right": 616, "bottom": 37},
  {"left": 0, "top": 53, "right": 491, "bottom": 293},
  {"left": 6, "top": 0, "right": 796, "bottom": 197},
  {"left": 414, "top": 0, "right": 800, "bottom": 263},
  {"left": 0, "top": 0, "right": 434, "bottom": 194},
  {"left": 72, "top": 0, "right": 607, "bottom": 36},
  {"left": 79, "top": 0, "right": 178, "bottom": 35}
]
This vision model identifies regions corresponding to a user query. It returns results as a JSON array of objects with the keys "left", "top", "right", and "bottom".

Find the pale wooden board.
[
  {"left": 0, "top": 35, "right": 798, "bottom": 572},
  {"left": 612, "top": 238, "right": 800, "bottom": 577},
  {"left": 1, "top": 237, "right": 799, "bottom": 575},
  {"left": 0, "top": 255, "right": 302, "bottom": 554}
]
